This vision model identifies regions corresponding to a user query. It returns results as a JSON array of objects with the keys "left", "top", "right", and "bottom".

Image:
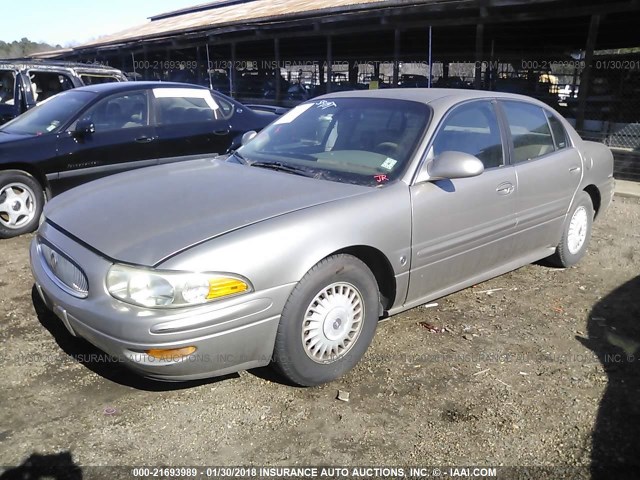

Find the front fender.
[{"left": 159, "top": 182, "right": 412, "bottom": 306}]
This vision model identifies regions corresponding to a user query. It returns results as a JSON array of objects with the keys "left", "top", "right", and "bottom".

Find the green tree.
[{"left": 0, "top": 38, "right": 62, "bottom": 59}]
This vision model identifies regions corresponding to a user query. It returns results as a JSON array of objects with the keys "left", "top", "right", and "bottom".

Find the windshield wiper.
[
  {"left": 249, "top": 161, "right": 316, "bottom": 177},
  {"left": 230, "top": 150, "right": 249, "bottom": 164}
]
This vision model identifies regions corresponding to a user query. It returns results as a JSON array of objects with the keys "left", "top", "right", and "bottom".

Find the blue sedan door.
[
  {"left": 151, "top": 88, "right": 235, "bottom": 160},
  {"left": 52, "top": 90, "right": 158, "bottom": 195}
]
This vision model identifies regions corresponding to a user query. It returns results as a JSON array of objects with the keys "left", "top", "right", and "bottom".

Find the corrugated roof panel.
[
  {"left": 149, "top": 0, "right": 257, "bottom": 21},
  {"left": 82, "top": 0, "right": 391, "bottom": 48}
]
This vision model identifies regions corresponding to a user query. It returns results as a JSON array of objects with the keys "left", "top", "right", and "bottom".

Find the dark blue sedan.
[{"left": 0, "top": 81, "right": 278, "bottom": 238}]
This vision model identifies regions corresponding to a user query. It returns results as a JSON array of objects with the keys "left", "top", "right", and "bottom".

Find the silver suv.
[{"left": 0, "top": 59, "right": 127, "bottom": 124}]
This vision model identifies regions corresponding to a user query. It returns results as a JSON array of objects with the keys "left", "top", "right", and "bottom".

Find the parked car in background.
[
  {"left": 0, "top": 81, "right": 279, "bottom": 238},
  {"left": 398, "top": 74, "right": 429, "bottom": 88},
  {"left": 0, "top": 59, "right": 127, "bottom": 124},
  {"left": 30, "top": 89, "right": 614, "bottom": 387},
  {"left": 558, "top": 84, "right": 579, "bottom": 102}
]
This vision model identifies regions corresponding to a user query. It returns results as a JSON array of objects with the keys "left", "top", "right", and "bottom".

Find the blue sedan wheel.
[{"left": 0, "top": 171, "right": 44, "bottom": 238}]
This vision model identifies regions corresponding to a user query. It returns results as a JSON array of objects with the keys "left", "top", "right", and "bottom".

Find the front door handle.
[
  {"left": 135, "top": 136, "right": 155, "bottom": 143},
  {"left": 213, "top": 129, "right": 230, "bottom": 136},
  {"left": 496, "top": 182, "right": 515, "bottom": 195}
]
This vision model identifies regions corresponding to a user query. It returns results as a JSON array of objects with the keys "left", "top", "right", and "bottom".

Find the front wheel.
[
  {"left": 547, "top": 191, "right": 594, "bottom": 267},
  {"left": 273, "top": 254, "right": 380, "bottom": 386},
  {"left": 0, "top": 171, "right": 44, "bottom": 239}
]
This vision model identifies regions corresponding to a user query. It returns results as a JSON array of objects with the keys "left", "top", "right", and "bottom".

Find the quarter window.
[
  {"left": 79, "top": 74, "right": 120, "bottom": 85},
  {"left": 432, "top": 101, "right": 504, "bottom": 169},
  {"left": 212, "top": 93, "right": 234, "bottom": 119},
  {"left": 546, "top": 111, "right": 569, "bottom": 150},
  {"left": 502, "top": 101, "right": 555, "bottom": 163}
]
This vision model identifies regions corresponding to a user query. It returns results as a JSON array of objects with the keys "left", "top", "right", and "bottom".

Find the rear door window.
[
  {"left": 501, "top": 101, "right": 556, "bottom": 163},
  {"left": 153, "top": 88, "right": 221, "bottom": 125}
]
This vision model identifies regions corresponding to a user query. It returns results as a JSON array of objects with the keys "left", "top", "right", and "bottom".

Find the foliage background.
[{"left": 0, "top": 38, "right": 61, "bottom": 59}]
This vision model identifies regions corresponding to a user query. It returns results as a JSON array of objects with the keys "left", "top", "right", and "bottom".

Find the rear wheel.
[
  {"left": 547, "top": 191, "right": 593, "bottom": 267},
  {"left": 0, "top": 171, "right": 44, "bottom": 239},
  {"left": 273, "top": 254, "right": 380, "bottom": 386}
]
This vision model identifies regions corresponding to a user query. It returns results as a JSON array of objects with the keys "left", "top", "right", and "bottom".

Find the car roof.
[
  {"left": 70, "top": 81, "right": 208, "bottom": 94},
  {"left": 0, "top": 59, "right": 123, "bottom": 73},
  {"left": 318, "top": 87, "right": 550, "bottom": 110}
]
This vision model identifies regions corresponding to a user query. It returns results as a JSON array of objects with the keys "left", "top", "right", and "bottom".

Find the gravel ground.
[{"left": 0, "top": 196, "right": 638, "bottom": 479}]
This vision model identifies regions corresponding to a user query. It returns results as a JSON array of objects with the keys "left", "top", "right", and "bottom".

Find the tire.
[
  {"left": 0, "top": 170, "right": 44, "bottom": 239},
  {"left": 547, "top": 191, "right": 594, "bottom": 268},
  {"left": 273, "top": 254, "right": 380, "bottom": 386}
]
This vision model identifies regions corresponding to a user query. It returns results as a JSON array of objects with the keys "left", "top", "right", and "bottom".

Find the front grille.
[{"left": 38, "top": 239, "right": 89, "bottom": 298}]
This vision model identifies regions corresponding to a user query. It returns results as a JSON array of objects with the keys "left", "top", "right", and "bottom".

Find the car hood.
[
  {"left": 0, "top": 131, "right": 34, "bottom": 144},
  {"left": 44, "top": 158, "right": 370, "bottom": 266}
]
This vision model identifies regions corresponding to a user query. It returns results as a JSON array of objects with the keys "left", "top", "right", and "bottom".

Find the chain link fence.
[
  {"left": 94, "top": 45, "right": 640, "bottom": 180},
  {"left": 236, "top": 54, "right": 640, "bottom": 181},
  {"left": 564, "top": 54, "right": 640, "bottom": 181}
]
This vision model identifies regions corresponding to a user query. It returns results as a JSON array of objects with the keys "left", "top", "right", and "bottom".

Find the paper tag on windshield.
[{"left": 381, "top": 158, "right": 397, "bottom": 170}]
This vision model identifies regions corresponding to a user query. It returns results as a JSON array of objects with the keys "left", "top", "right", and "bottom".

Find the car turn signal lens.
[
  {"left": 146, "top": 346, "right": 197, "bottom": 360},
  {"left": 207, "top": 278, "right": 249, "bottom": 299}
]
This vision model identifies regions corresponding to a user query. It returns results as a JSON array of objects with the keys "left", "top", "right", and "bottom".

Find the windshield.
[
  {"left": 1, "top": 90, "right": 95, "bottom": 136},
  {"left": 237, "top": 97, "right": 430, "bottom": 186}
]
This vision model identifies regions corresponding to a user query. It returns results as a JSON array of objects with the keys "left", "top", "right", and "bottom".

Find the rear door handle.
[
  {"left": 496, "top": 182, "right": 515, "bottom": 195},
  {"left": 213, "top": 129, "right": 230, "bottom": 136},
  {"left": 569, "top": 166, "right": 581, "bottom": 174},
  {"left": 135, "top": 136, "right": 155, "bottom": 143}
]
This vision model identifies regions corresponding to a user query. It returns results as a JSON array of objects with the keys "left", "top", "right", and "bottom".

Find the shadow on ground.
[
  {"left": 579, "top": 275, "right": 640, "bottom": 479},
  {"left": 32, "top": 287, "right": 238, "bottom": 391},
  {"left": 0, "top": 451, "right": 81, "bottom": 480},
  {"left": 248, "top": 365, "right": 298, "bottom": 387}
]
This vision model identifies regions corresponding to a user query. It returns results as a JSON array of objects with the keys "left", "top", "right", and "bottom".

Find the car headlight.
[{"left": 106, "top": 264, "right": 252, "bottom": 308}]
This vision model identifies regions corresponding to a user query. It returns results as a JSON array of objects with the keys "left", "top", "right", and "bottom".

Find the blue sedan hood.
[
  {"left": 44, "top": 158, "right": 369, "bottom": 266},
  {"left": 0, "top": 131, "right": 34, "bottom": 144}
]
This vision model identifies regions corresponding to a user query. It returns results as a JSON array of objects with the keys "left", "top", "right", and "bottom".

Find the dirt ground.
[{"left": 1, "top": 196, "right": 639, "bottom": 479}]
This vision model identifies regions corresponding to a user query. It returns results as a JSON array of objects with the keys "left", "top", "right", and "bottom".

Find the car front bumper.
[{"left": 30, "top": 222, "right": 294, "bottom": 381}]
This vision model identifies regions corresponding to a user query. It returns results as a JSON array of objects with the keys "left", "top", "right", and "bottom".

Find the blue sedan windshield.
[
  {"left": 1, "top": 90, "right": 95, "bottom": 136},
  {"left": 237, "top": 97, "right": 431, "bottom": 186}
]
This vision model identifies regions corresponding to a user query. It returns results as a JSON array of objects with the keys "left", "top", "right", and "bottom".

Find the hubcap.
[
  {"left": 567, "top": 206, "right": 588, "bottom": 255},
  {"left": 0, "top": 183, "right": 37, "bottom": 230},
  {"left": 302, "top": 282, "right": 364, "bottom": 364}
]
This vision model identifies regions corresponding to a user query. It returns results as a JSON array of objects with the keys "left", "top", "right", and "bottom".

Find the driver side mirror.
[
  {"left": 74, "top": 118, "right": 95, "bottom": 136},
  {"left": 416, "top": 150, "right": 484, "bottom": 183},
  {"left": 241, "top": 130, "right": 257, "bottom": 146}
]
